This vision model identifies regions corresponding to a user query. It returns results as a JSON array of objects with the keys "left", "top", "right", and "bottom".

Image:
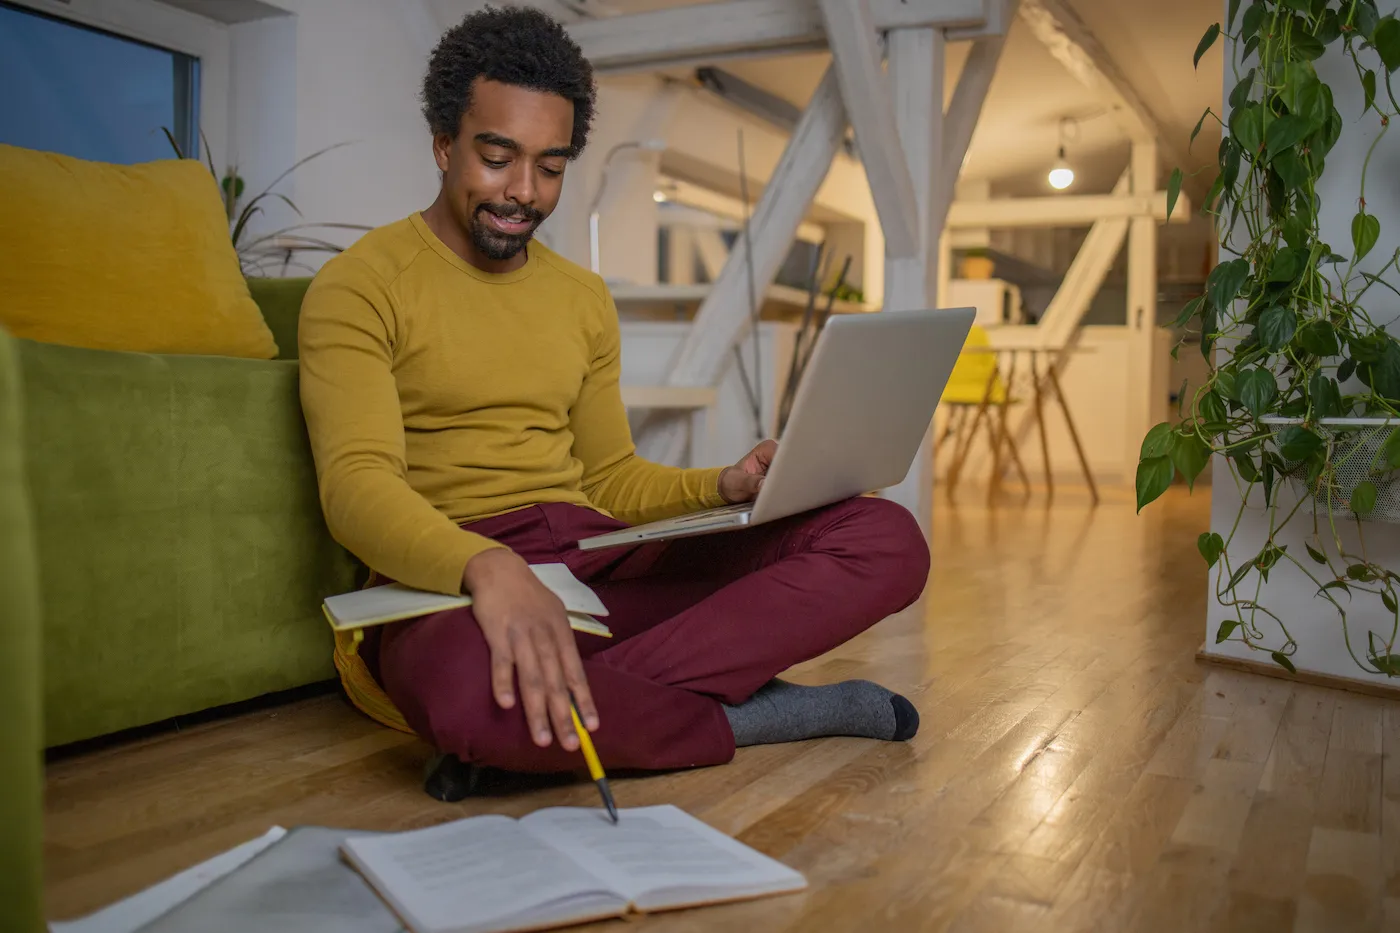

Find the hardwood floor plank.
[{"left": 42, "top": 488, "right": 1400, "bottom": 930}]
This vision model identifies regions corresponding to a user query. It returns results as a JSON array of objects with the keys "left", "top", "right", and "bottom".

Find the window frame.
[{"left": 4, "top": 0, "right": 230, "bottom": 167}]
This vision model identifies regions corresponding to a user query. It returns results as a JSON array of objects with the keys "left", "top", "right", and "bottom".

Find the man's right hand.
[{"left": 461, "top": 548, "right": 598, "bottom": 751}]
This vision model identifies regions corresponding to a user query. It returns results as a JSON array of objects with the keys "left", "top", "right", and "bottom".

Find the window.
[{"left": 0, "top": 1, "right": 200, "bottom": 164}]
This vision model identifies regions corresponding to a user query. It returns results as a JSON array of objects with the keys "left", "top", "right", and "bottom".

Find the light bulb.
[
  {"left": 653, "top": 190, "right": 667, "bottom": 202},
  {"left": 1048, "top": 144, "right": 1074, "bottom": 190}
]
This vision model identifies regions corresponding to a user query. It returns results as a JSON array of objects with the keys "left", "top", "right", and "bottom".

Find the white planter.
[{"left": 1260, "top": 416, "right": 1400, "bottom": 523}]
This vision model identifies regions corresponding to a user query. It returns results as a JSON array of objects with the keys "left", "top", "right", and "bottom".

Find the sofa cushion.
[
  {"left": 0, "top": 144, "right": 278, "bottom": 360},
  {"left": 246, "top": 277, "right": 312, "bottom": 361}
]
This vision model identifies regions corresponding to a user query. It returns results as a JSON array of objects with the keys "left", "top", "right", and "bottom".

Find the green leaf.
[
  {"left": 1171, "top": 434, "right": 1212, "bottom": 490},
  {"left": 1216, "top": 368, "right": 1238, "bottom": 402},
  {"left": 1232, "top": 449, "right": 1260, "bottom": 482},
  {"left": 1191, "top": 109, "right": 1211, "bottom": 148},
  {"left": 1281, "top": 215, "right": 1308, "bottom": 251},
  {"left": 1321, "top": 579, "right": 1351, "bottom": 596},
  {"left": 1136, "top": 456, "right": 1175, "bottom": 513},
  {"left": 1271, "top": 651, "right": 1297, "bottom": 674},
  {"left": 1227, "top": 561, "right": 1254, "bottom": 592},
  {"left": 1229, "top": 70, "right": 1256, "bottom": 111},
  {"left": 1280, "top": 62, "right": 1321, "bottom": 114},
  {"left": 1349, "top": 563, "right": 1378, "bottom": 582},
  {"left": 1281, "top": 0, "right": 1309, "bottom": 10},
  {"left": 1372, "top": 654, "right": 1400, "bottom": 675},
  {"left": 1141, "top": 422, "right": 1176, "bottom": 459},
  {"left": 1242, "top": 34, "right": 1261, "bottom": 62},
  {"left": 1380, "top": 428, "right": 1400, "bottom": 468},
  {"left": 1262, "top": 457, "right": 1276, "bottom": 506},
  {"left": 1319, "top": 7, "right": 1343, "bottom": 44},
  {"left": 1173, "top": 295, "right": 1206, "bottom": 329},
  {"left": 1194, "top": 22, "right": 1221, "bottom": 68},
  {"left": 1241, "top": 1, "right": 1265, "bottom": 40},
  {"left": 1278, "top": 425, "right": 1324, "bottom": 461},
  {"left": 1272, "top": 150, "right": 1309, "bottom": 192},
  {"left": 1199, "top": 532, "right": 1225, "bottom": 568},
  {"left": 1297, "top": 320, "right": 1341, "bottom": 357},
  {"left": 1207, "top": 258, "right": 1251, "bottom": 313},
  {"left": 1238, "top": 367, "right": 1278, "bottom": 417},
  {"left": 1258, "top": 305, "right": 1297, "bottom": 352},
  {"left": 1375, "top": 15, "right": 1400, "bottom": 71},
  {"left": 1309, "top": 370, "right": 1343, "bottom": 419},
  {"left": 1352, "top": 211, "right": 1380, "bottom": 260},
  {"left": 1291, "top": 31, "right": 1326, "bottom": 60},
  {"left": 1230, "top": 102, "right": 1264, "bottom": 155},
  {"left": 1339, "top": 358, "right": 1357, "bottom": 383},
  {"left": 1166, "top": 168, "right": 1183, "bottom": 222},
  {"left": 1356, "top": 1, "right": 1381, "bottom": 39},
  {"left": 1384, "top": 590, "right": 1398, "bottom": 613},
  {"left": 1306, "top": 541, "right": 1328, "bottom": 564},
  {"left": 1216, "top": 619, "right": 1240, "bottom": 643},
  {"left": 1358, "top": 340, "right": 1400, "bottom": 400},
  {"left": 1364, "top": 69, "right": 1378, "bottom": 113},
  {"left": 1200, "top": 391, "right": 1229, "bottom": 428},
  {"left": 1353, "top": 480, "right": 1379, "bottom": 514},
  {"left": 1268, "top": 248, "right": 1302, "bottom": 283},
  {"left": 1265, "top": 114, "right": 1317, "bottom": 159},
  {"left": 1227, "top": 0, "right": 1241, "bottom": 30}
]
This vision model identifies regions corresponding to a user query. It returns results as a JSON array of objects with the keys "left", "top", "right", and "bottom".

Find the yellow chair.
[{"left": 937, "top": 324, "right": 1029, "bottom": 499}]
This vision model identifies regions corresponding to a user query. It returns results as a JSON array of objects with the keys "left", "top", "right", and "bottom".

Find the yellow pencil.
[{"left": 569, "top": 693, "right": 618, "bottom": 824}]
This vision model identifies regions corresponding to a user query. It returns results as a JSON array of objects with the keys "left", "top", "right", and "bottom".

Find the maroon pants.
[{"left": 367, "top": 496, "right": 930, "bottom": 773}]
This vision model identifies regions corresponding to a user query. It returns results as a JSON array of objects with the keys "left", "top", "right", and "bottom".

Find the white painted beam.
[
  {"left": 1124, "top": 140, "right": 1162, "bottom": 470},
  {"left": 567, "top": 0, "right": 985, "bottom": 74},
  {"left": 934, "top": 26, "right": 1011, "bottom": 234},
  {"left": 819, "top": 0, "right": 920, "bottom": 258},
  {"left": 945, "top": 191, "right": 1190, "bottom": 228},
  {"left": 636, "top": 64, "right": 849, "bottom": 463},
  {"left": 1018, "top": 0, "right": 1186, "bottom": 175},
  {"left": 880, "top": 26, "right": 945, "bottom": 534}
]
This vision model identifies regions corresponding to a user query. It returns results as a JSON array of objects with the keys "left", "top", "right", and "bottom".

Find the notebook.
[
  {"left": 323, "top": 563, "right": 612, "bottom": 638},
  {"left": 134, "top": 826, "right": 405, "bottom": 933},
  {"left": 341, "top": 805, "right": 808, "bottom": 933}
]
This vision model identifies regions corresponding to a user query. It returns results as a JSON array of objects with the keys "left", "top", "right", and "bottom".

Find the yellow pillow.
[{"left": 0, "top": 144, "right": 278, "bottom": 359}]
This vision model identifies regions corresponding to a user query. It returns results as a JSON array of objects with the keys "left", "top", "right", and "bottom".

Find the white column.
[
  {"left": 1124, "top": 140, "right": 1159, "bottom": 468},
  {"left": 879, "top": 26, "right": 945, "bottom": 535}
]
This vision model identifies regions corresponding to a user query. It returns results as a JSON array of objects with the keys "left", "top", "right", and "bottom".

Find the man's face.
[{"left": 433, "top": 78, "right": 574, "bottom": 263}]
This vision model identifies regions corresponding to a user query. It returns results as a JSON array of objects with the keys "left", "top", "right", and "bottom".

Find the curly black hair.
[{"left": 421, "top": 5, "right": 596, "bottom": 157}]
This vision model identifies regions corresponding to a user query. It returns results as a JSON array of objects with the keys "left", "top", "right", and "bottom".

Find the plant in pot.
[{"left": 1136, "top": 0, "right": 1400, "bottom": 678}]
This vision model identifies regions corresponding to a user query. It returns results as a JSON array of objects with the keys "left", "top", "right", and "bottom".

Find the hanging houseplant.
[{"left": 1136, "top": 0, "right": 1400, "bottom": 677}]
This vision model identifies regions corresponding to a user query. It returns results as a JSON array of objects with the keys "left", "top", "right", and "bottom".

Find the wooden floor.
[{"left": 44, "top": 484, "right": 1400, "bottom": 931}]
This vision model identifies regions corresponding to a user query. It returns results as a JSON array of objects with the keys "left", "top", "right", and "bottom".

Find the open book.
[
  {"left": 341, "top": 805, "right": 807, "bottom": 933},
  {"left": 323, "top": 563, "right": 612, "bottom": 638}
]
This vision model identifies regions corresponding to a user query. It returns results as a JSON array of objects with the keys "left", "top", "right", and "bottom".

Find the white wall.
[{"left": 1203, "top": 0, "right": 1400, "bottom": 685}]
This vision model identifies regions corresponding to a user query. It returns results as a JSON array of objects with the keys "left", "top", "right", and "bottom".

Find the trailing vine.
[{"left": 1137, "top": 0, "right": 1400, "bottom": 676}]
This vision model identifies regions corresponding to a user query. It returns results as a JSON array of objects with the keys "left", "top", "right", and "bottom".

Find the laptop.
[{"left": 575, "top": 306, "right": 976, "bottom": 551}]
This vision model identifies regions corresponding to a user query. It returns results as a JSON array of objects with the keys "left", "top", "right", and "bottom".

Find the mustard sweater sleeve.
[
  {"left": 572, "top": 291, "right": 728, "bottom": 524},
  {"left": 298, "top": 257, "right": 507, "bottom": 595}
]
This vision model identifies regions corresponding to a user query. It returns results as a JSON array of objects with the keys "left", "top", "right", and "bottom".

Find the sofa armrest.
[
  {"left": 0, "top": 328, "right": 46, "bottom": 931},
  {"left": 18, "top": 337, "right": 362, "bottom": 746}
]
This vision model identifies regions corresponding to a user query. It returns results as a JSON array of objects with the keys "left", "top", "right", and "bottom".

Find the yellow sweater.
[{"left": 298, "top": 212, "right": 726, "bottom": 597}]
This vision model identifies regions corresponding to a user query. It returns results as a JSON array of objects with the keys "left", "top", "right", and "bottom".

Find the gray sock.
[{"left": 722, "top": 679, "right": 920, "bottom": 747}]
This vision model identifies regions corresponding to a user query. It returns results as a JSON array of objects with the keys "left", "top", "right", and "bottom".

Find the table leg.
[
  {"left": 1045, "top": 362, "right": 1100, "bottom": 506},
  {"left": 1031, "top": 352, "right": 1054, "bottom": 504}
]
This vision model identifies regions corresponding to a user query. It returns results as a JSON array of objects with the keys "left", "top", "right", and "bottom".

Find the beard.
[{"left": 469, "top": 201, "right": 545, "bottom": 261}]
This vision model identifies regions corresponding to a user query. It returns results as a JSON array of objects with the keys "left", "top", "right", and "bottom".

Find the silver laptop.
[{"left": 576, "top": 306, "right": 976, "bottom": 551}]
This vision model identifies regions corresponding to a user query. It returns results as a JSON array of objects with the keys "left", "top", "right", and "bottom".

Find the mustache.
[{"left": 476, "top": 202, "right": 544, "bottom": 225}]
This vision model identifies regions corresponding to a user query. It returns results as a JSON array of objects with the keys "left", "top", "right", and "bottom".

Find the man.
[{"left": 298, "top": 6, "right": 930, "bottom": 784}]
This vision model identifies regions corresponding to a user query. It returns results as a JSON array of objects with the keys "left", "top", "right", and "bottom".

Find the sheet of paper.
[
  {"left": 341, "top": 816, "right": 617, "bottom": 930},
  {"left": 529, "top": 563, "right": 609, "bottom": 617},
  {"left": 520, "top": 805, "right": 805, "bottom": 903},
  {"left": 49, "top": 827, "right": 286, "bottom": 933}
]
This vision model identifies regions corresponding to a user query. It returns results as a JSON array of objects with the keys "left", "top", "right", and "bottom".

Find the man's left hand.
[{"left": 718, "top": 439, "right": 778, "bottom": 503}]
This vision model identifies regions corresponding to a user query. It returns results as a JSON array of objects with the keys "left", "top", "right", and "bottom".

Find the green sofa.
[
  {"left": 1, "top": 319, "right": 45, "bottom": 931},
  {"left": 14, "top": 276, "right": 362, "bottom": 749}
]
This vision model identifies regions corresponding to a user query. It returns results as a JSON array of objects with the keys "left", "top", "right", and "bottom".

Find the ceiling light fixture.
[{"left": 1048, "top": 116, "right": 1078, "bottom": 191}]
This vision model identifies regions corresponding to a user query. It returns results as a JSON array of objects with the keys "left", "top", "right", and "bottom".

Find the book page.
[
  {"left": 341, "top": 816, "right": 623, "bottom": 932},
  {"left": 520, "top": 806, "right": 806, "bottom": 908}
]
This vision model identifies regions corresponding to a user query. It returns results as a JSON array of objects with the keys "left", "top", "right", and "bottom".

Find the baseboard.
[{"left": 1196, "top": 645, "right": 1400, "bottom": 700}]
